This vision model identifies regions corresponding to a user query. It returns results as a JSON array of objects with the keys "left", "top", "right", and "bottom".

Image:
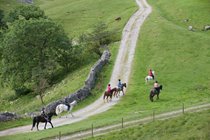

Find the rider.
[
  {"left": 107, "top": 84, "right": 111, "bottom": 94},
  {"left": 118, "top": 79, "right": 122, "bottom": 90},
  {"left": 149, "top": 69, "right": 154, "bottom": 79},
  {"left": 41, "top": 107, "right": 49, "bottom": 122},
  {"left": 154, "top": 81, "right": 159, "bottom": 94}
]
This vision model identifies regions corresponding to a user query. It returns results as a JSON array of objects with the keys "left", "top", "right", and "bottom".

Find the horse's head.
[
  {"left": 159, "top": 85, "right": 163, "bottom": 90},
  {"left": 123, "top": 83, "right": 126, "bottom": 88},
  {"left": 70, "top": 100, "right": 77, "bottom": 106}
]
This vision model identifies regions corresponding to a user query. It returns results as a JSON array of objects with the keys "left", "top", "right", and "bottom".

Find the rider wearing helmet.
[
  {"left": 107, "top": 84, "right": 111, "bottom": 94},
  {"left": 118, "top": 79, "right": 122, "bottom": 90},
  {"left": 41, "top": 107, "right": 49, "bottom": 122},
  {"left": 149, "top": 69, "right": 154, "bottom": 79},
  {"left": 154, "top": 81, "right": 159, "bottom": 94}
]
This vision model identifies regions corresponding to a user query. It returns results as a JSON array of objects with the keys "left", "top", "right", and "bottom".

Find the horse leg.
[
  {"left": 150, "top": 94, "right": 154, "bottom": 102},
  {"left": 31, "top": 119, "right": 35, "bottom": 131},
  {"left": 44, "top": 122, "right": 47, "bottom": 129},
  {"left": 36, "top": 122, "right": 39, "bottom": 131},
  {"left": 157, "top": 93, "right": 159, "bottom": 100},
  {"left": 49, "top": 121, "right": 54, "bottom": 128}
]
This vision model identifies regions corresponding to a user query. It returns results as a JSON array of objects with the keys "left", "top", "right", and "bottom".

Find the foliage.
[
  {"left": 0, "top": 9, "right": 5, "bottom": 28},
  {"left": 79, "top": 22, "right": 117, "bottom": 56},
  {"left": 4, "top": 5, "right": 47, "bottom": 24},
  {"left": 1, "top": 18, "right": 73, "bottom": 98}
]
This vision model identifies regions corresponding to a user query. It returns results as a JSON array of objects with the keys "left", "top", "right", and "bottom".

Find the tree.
[
  {"left": 1, "top": 18, "right": 73, "bottom": 100},
  {"left": 0, "top": 9, "right": 5, "bottom": 28},
  {"left": 79, "top": 22, "right": 115, "bottom": 56},
  {"left": 4, "top": 5, "right": 46, "bottom": 23}
]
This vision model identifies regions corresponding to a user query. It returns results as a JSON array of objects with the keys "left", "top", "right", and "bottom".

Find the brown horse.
[
  {"left": 31, "top": 113, "right": 54, "bottom": 131},
  {"left": 114, "top": 83, "right": 127, "bottom": 97},
  {"left": 103, "top": 87, "right": 117, "bottom": 102},
  {"left": 150, "top": 85, "right": 163, "bottom": 102}
]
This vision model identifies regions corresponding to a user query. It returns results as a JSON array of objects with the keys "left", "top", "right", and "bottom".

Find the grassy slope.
[
  {"left": 85, "top": 109, "right": 210, "bottom": 140},
  {"left": 86, "top": 0, "right": 210, "bottom": 139},
  {"left": 1, "top": 0, "right": 210, "bottom": 139},
  {"left": 0, "top": 0, "right": 137, "bottom": 113},
  {"left": 36, "top": 0, "right": 137, "bottom": 37},
  {"left": 0, "top": 0, "right": 137, "bottom": 131}
]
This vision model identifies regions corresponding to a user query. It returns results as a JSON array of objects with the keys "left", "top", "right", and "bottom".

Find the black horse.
[
  {"left": 31, "top": 113, "right": 54, "bottom": 131},
  {"left": 149, "top": 85, "right": 163, "bottom": 102}
]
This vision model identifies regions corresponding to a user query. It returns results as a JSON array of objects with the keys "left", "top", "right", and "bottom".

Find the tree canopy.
[
  {"left": 4, "top": 5, "right": 46, "bottom": 23},
  {"left": 1, "top": 15, "right": 73, "bottom": 97}
]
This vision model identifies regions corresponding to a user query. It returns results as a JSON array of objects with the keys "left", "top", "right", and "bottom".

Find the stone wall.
[
  {"left": 0, "top": 50, "right": 110, "bottom": 121},
  {"left": 45, "top": 50, "right": 111, "bottom": 115}
]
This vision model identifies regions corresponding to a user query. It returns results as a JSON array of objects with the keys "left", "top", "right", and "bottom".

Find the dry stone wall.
[{"left": 45, "top": 50, "right": 111, "bottom": 115}]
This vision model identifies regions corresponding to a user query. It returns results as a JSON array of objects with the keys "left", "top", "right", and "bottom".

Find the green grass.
[
  {"left": 35, "top": 0, "right": 137, "bottom": 37},
  {"left": 0, "top": 0, "right": 136, "bottom": 115},
  {"left": 0, "top": 0, "right": 21, "bottom": 13},
  {"left": 0, "top": 0, "right": 137, "bottom": 133},
  {"left": 85, "top": 109, "right": 210, "bottom": 140},
  {"left": 1, "top": 0, "right": 210, "bottom": 139}
]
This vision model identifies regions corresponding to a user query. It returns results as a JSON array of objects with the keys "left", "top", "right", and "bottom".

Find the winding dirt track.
[{"left": 0, "top": 0, "right": 152, "bottom": 137}]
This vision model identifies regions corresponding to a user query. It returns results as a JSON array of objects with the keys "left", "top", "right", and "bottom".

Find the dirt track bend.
[{"left": 0, "top": 0, "right": 152, "bottom": 137}]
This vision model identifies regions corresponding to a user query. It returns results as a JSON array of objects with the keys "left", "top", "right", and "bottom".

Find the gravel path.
[{"left": 0, "top": 0, "right": 152, "bottom": 137}]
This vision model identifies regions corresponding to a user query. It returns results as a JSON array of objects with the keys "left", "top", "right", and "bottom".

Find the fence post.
[
  {"left": 92, "top": 124, "right": 94, "bottom": 138},
  {"left": 122, "top": 118, "right": 124, "bottom": 128},
  {"left": 59, "top": 131, "right": 61, "bottom": 140},
  {"left": 182, "top": 103, "right": 184, "bottom": 114},
  {"left": 153, "top": 110, "right": 155, "bottom": 121}
]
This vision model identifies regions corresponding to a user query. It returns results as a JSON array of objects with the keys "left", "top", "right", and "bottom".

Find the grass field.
[
  {"left": 0, "top": 0, "right": 137, "bottom": 132},
  {"left": 0, "top": 0, "right": 136, "bottom": 113},
  {"left": 0, "top": 0, "right": 210, "bottom": 139},
  {"left": 85, "top": 109, "right": 210, "bottom": 140}
]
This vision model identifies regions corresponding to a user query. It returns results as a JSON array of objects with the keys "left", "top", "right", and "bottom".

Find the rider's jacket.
[{"left": 107, "top": 85, "right": 111, "bottom": 92}]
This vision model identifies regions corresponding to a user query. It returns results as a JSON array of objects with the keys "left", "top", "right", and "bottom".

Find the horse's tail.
[
  {"left": 145, "top": 77, "right": 148, "bottom": 83},
  {"left": 55, "top": 106, "right": 60, "bottom": 115},
  {"left": 103, "top": 92, "right": 106, "bottom": 100},
  {"left": 31, "top": 117, "right": 36, "bottom": 130}
]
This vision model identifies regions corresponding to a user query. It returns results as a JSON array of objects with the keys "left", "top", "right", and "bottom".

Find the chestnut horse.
[
  {"left": 114, "top": 83, "right": 127, "bottom": 97},
  {"left": 103, "top": 87, "right": 117, "bottom": 102},
  {"left": 149, "top": 85, "right": 163, "bottom": 102}
]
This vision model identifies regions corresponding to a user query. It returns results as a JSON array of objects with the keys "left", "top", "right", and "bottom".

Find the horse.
[
  {"left": 55, "top": 100, "right": 77, "bottom": 118},
  {"left": 114, "top": 83, "right": 127, "bottom": 97},
  {"left": 149, "top": 85, "right": 163, "bottom": 102},
  {"left": 103, "top": 87, "right": 117, "bottom": 102},
  {"left": 145, "top": 71, "right": 155, "bottom": 83},
  {"left": 31, "top": 113, "right": 54, "bottom": 131}
]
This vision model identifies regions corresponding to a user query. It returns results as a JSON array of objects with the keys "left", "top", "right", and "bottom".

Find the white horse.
[
  {"left": 145, "top": 71, "right": 155, "bottom": 83},
  {"left": 55, "top": 100, "right": 77, "bottom": 118}
]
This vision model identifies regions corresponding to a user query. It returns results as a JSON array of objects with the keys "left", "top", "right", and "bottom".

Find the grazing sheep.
[{"left": 188, "top": 25, "right": 194, "bottom": 31}]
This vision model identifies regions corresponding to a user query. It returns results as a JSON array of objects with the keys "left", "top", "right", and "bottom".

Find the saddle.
[{"left": 153, "top": 88, "right": 159, "bottom": 94}]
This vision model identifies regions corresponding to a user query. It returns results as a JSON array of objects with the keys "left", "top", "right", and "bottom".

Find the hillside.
[{"left": 0, "top": 0, "right": 210, "bottom": 139}]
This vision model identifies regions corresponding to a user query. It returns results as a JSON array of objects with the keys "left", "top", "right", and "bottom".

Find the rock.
[{"left": 0, "top": 112, "right": 20, "bottom": 122}]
